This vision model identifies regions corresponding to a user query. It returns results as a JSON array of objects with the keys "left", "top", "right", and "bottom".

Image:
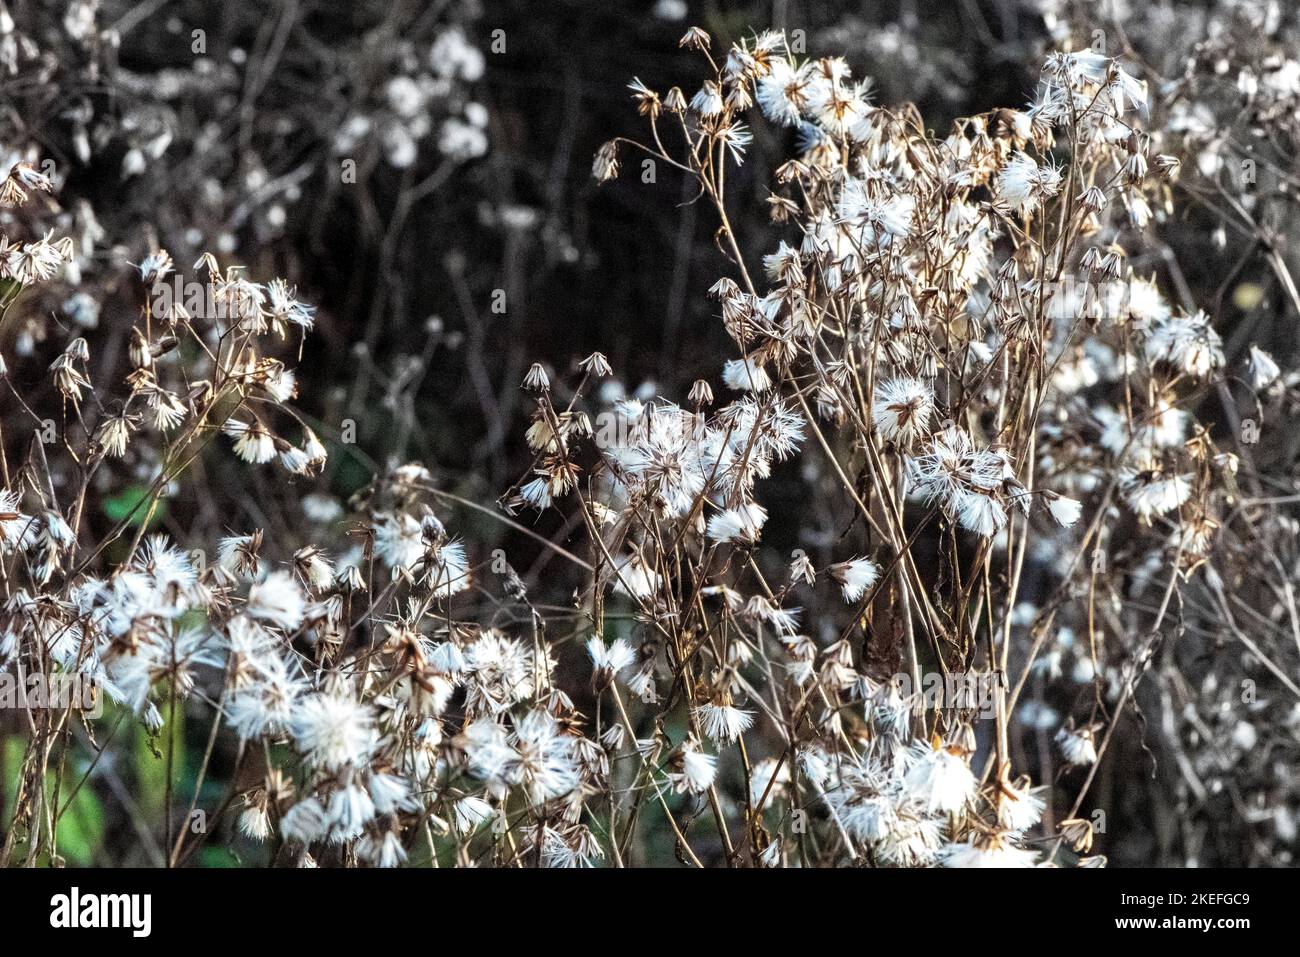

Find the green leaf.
[
  {"left": 2, "top": 735, "right": 23, "bottom": 822},
  {"left": 135, "top": 709, "right": 185, "bottom": 820},
  {"left": 2, "top": 735, "right": 105, "bottom": 865},
  {"left": 200, "top": 846, "right": 239, "bottom": 868},
  {"left": 54, "top": 775, "right": 105, "bottom": 866},
  {"left": 103, "top": 484, "right": 166, "bottom": 529}
]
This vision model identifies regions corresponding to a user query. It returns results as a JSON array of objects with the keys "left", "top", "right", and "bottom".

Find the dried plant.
[{"left": 2, "top": 8, "right": 1299, "bottom": 870}]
